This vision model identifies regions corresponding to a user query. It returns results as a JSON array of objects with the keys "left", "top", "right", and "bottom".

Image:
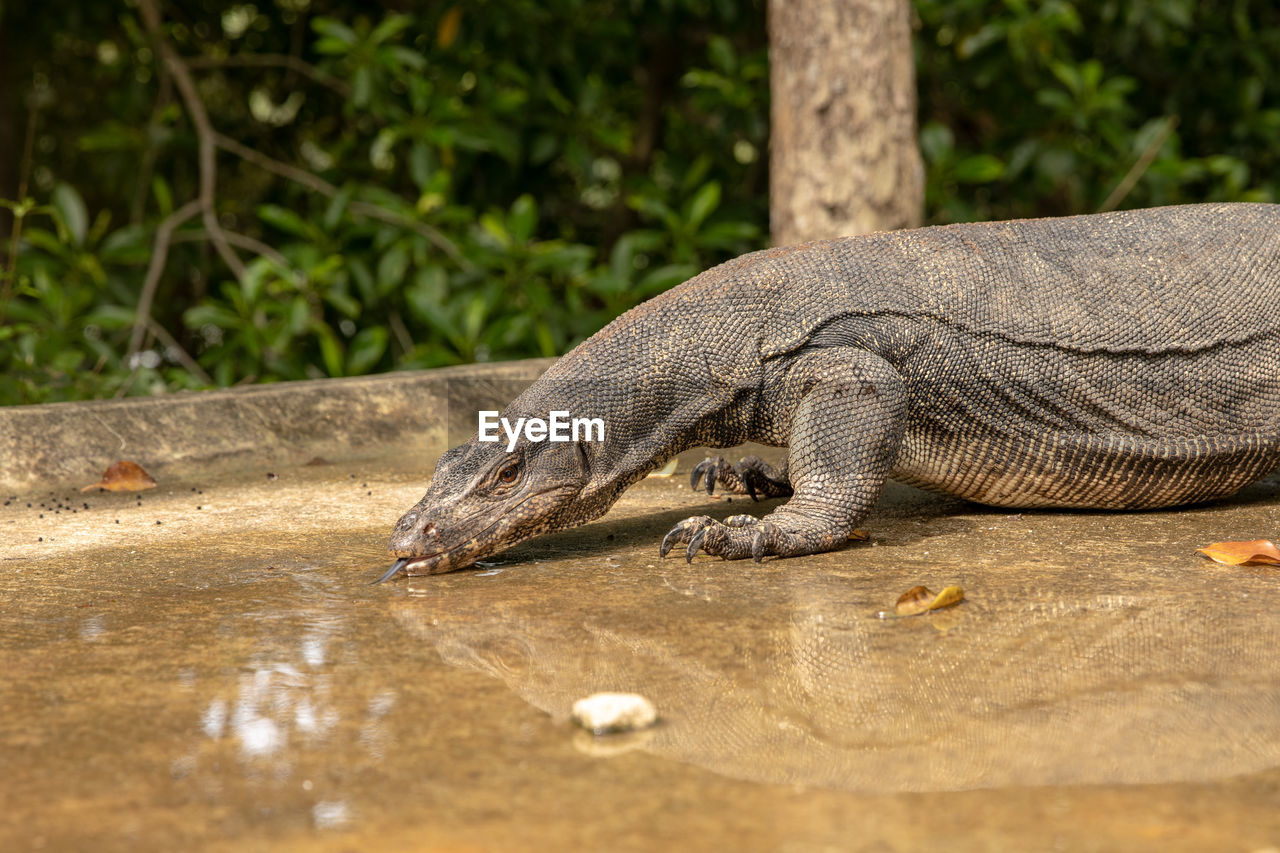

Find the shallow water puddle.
[{"left": 4, "top": 457, "right": 1280, "bottom": 850}]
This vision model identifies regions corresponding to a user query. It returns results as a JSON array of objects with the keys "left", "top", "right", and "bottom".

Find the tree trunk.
[{"left": 769, "top": 0, "right": 922, "bottom": 245}]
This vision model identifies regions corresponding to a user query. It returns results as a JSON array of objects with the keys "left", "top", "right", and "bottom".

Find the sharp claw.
[
  {"left": 372, "top": 558, "right": 410, "bottom": 585},
  {"left": 690, "top": 461, "right": 709, "bottom": 490},
  {"left": 660, "top": 526, "right": 682, "bottom": 558},
  {"left": 743, "top": 470, "right": 759, "bottom": 502},
  {"left": 685, "top": 528, "right": 708, "bottom": 563},
  {"left": 704, "top": 464, "right": 717, "bottom": 495},
  {"left": 751, "top": 528, "right": 765, "bottom": 562}
]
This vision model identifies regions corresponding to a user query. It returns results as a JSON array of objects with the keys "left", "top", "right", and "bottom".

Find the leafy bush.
[
  {"left": 915, "top": 0, "right": 1280, "bottom": 221},
  {"left": 0, "top": 1, "right": 767, "bottom": 403},
  {"left": 2, "top": 1, "right": 1278, "bottom": 405}
]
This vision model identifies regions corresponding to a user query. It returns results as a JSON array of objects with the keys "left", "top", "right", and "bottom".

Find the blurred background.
[{"left": 1, "top": 0, "right": 1277, "bottom": 404}]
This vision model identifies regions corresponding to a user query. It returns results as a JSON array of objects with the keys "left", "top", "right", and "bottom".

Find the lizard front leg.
[{"left": 662, "top": 349, "right": 906, "bottom": 562}]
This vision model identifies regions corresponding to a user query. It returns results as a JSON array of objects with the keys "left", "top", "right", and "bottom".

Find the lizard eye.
[{"left": 497, "top": 463, "right": 520, "bottom": 485}]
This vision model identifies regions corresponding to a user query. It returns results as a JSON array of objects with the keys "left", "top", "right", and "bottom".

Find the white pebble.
[{"left": 571, "top": 692, "right": 657, "bottom": 735}]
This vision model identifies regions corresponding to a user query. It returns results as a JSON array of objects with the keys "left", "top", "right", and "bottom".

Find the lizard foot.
[
  {"left": 690, "top": 455, "right": 792, "bottom": 500},
  {"left": 659, "top": 514, "right": 793, "bottom": 563}
]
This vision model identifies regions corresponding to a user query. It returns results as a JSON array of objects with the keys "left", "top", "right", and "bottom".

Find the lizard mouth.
[
  {"left": 374, "top": 486, "right": 576, "bottom": 584},
  {"left": 373, "top": 535, "right": 486, "bottom": 583},
  {"left": 371, "top": 555, "right": 443, "bottom": 584}
]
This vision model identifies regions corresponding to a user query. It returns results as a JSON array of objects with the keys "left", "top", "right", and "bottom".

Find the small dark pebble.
[
  {"left": 38, "top": 537, "right": 43, "bottom": 542},
  {"left": 38, "top": 514, "right": 44, "bottom": 519},
  {"left": 267, "top": 473, "right": 278, "bottom": 480},
  {"left": 156, "top": 520, "right": 162, "bottom": 525},
  {"left": 197, "top": 506, "right": 202, "bottom": 510},
  {"left": 115, "top": 519, "right": 120, "bottom": 524},
  {"left": 83, "top": 503, "right": 89, "bottom": 509},
  {"left": 367, "top": 490, "right": 372, "bottom": 496},
  {"left": 198, "top": 490, "right": 203, "bottom": 495},
  {"left": 361, "top": 483, "right": 367, "bottom": 488}
]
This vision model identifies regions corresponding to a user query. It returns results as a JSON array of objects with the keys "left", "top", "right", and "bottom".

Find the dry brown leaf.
[
  {"left": 849, "top": 528, "right": 869, "bottom": 541},
  {"left": 892, "top": 584, "right": 965, "bottom": 617},
  {"left": 81, "top": 460, "right": 157, "bottom": 493},
  {"left": 895, "top": 585, "right": 935, "bottom": 616},
  {"left": 1197, "top": 539, "right": 1280, "bottom": 566}
]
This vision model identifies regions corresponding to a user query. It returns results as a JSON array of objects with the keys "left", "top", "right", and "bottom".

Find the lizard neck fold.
[{"left": 519, "top": 292, "right": 765, "bottom": 526}]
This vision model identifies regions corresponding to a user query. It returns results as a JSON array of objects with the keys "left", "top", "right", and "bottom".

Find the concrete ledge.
[{"left": 0, "top": 359, "right": 556, "bottom": 494}]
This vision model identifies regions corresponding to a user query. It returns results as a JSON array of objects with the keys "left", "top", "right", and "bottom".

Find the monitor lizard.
[{"left": 378, "top": 202, "right": 1280, "bottom": 580}]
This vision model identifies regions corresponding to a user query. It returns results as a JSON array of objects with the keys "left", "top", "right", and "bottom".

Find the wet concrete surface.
[{"left": 5, "top": 394, "right": 1280, "bottom": 849}]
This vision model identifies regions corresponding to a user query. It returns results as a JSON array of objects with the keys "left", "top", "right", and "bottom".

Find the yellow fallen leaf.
[
  {"left": 930, "top": 585, "right": 965, "bottom": 609},
  {"left": 891, "top": 584, "right": 965, "bottom": 617},
  {"left": 849, "top": 528, "right": 869, "bottom": 541},
  {"left": 647, "top": 458, "right": 679, "bottom": 478},
  {"left": 81, "top": 460, "right": 157, "bottom": 493},
  {"left": 1197, "top": 539, "right": 1280, "bottom": 566}
]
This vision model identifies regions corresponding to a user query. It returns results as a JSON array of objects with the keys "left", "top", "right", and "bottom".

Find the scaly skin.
[{"left": 381, "top": 203, "right": 1280, "bottom": 580}]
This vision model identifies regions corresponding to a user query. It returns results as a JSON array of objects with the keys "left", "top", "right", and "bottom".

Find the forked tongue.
[{"left": 371, "top": 558, "right": 410, "bottom": 585}]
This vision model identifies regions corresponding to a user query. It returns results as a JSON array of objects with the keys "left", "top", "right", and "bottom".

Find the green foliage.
[
  {"left": 1, "top": 186, "right": 167, "bottom": 400},
  {"left": 0, "top": 1, "right": 767, "bottom": 403},
  {"left": 2, "top": 1, "right": 1278, "bottom": 404},
  {"left": 915, "top": 0, "right": 1280, "bottom": 221}
]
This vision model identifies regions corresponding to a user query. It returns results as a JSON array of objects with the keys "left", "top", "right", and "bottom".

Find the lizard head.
[{"left": 377, "top": 428, "right": 594, "bottom": 581}]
